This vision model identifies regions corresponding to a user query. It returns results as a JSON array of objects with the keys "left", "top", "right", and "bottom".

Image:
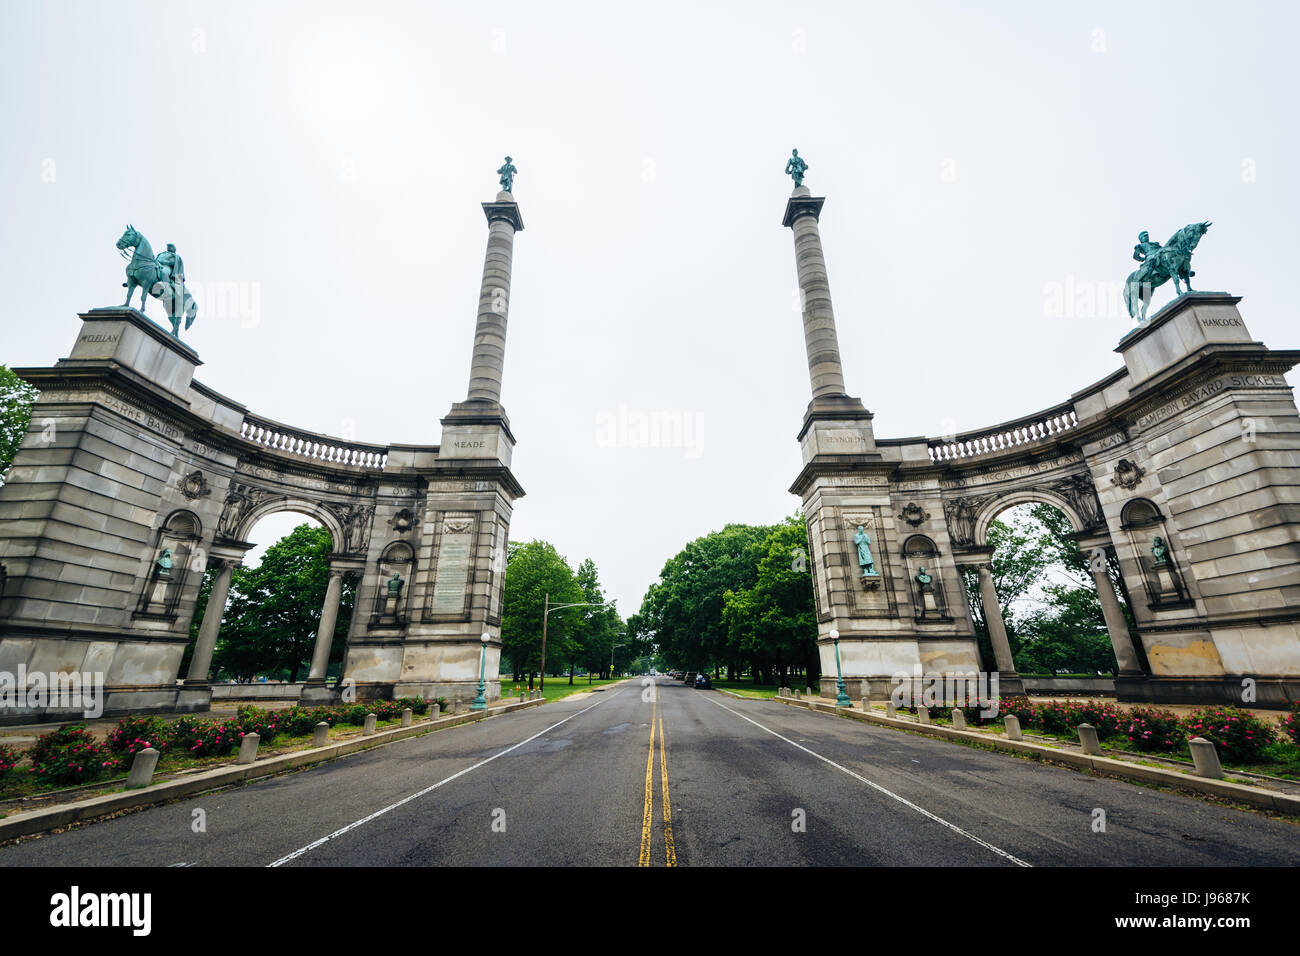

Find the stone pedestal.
[
  {"left": 1107, "top": 293, "right": 1300, "bottom": 706},
  {"left": 0, "top": 309, "right": 212, "bottom": 723}
]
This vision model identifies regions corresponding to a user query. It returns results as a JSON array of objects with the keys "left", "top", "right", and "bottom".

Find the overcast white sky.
[{"left": 3, "top": 1, "right": 1297, "bottom": 616}]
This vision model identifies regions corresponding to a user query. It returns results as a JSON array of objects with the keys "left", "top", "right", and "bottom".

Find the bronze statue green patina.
[
  {"left": 785, "top": 148, "right": 808, "bottom": 187},
  {"left": 497, "top": 156, "right": 517, "bottom": 193},
  {"left": 915, "top": 566, "right": 933, "bottom": 588},
  {"left": 115, "top": 225, "right": 198, "bottom": 339},
  {"left": 155, "top": 548, "right": 173, "bottom": 579},
  {"left": 388, "top": 571, "right": 404, "bottom": 597},
  {"left": 1123, "top": 222, "right": 1212, "bottom": 322},
  {"left": 1151, "top": 536, "right": 1169, "bottom": 566},
  {"left": 854, "top": 525, "right": 877, "bottom": 577}
]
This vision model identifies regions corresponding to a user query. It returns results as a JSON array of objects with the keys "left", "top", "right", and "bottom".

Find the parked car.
[{"left": 694, "top": 673, "right": 712, "bottom": 689}]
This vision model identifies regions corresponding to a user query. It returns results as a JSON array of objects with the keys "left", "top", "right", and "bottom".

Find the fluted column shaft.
[
  {"left": 467, "top": 201, "right": 521, "bottom": 403},
  {"left": 787, "top": 191, "right": 847, "bottom": 400},
  {"left": 187, "top": 560, "right": 235, "bottom": 682},
  {"left": 1092, "top": 566, "right": 1144, "bottom": 675},
  {"left": 977, "top": 564, "right": 1019, "bottom": 677},
  {"left": 308, "top": 569, "right": 345, "bottom": 681}
]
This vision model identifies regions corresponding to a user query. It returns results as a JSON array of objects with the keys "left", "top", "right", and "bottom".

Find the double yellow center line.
[{"left": 639, "top": 686, "right": 676, "bottom": 866}]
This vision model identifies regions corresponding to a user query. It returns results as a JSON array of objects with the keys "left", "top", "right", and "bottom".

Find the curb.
[
  {"left": 0, "top": 697, "right": 545, "bottom": 840},
  {"left": 769, "top": 695, "right": 1300, "bottom": 816}
]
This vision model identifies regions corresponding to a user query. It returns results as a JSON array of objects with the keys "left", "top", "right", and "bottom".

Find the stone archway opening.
[
  {"left": 961, "top": 500, "right": 1147, "bottom": 685},
  {"left": 184, "top": 509, "right": 357, "bottom": 688}
]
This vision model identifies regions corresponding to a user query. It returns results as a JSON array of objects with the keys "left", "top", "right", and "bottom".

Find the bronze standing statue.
[
  {"left": 1123, "top": 222, "right": 1212, "bottom": 322},
  {"left": 115, "top": 224, "right": 198, "bottom": 339}
]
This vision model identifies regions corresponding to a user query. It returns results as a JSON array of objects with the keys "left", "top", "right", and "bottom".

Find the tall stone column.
[
  {"left": 976, "top": 563, "right": 1020, "bottom": 680},
  {"left": 186, "top": 558, "right": 235, "bottom": 683},
  {"left": 308, "top": 568, "right": 345, "bottom": 682},
  {"left": 1092, "top": 566, "right": 1144, "bottom": 676},
  {"left": 466, "top": 191, "right": 525, "bottom": 404},
  {"left": 784, "top": 185, "right": 847, "bottom": 400}
]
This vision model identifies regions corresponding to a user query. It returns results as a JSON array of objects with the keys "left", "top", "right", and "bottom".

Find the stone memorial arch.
[
  {"left": 0, "top": 182, "right": 526, "bottom": 722},
  {"left": 783, "top": 163, "right": 1300, "bottom": 707}
]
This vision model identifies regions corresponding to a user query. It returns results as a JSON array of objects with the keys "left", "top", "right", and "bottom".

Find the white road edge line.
[
  {"left": 700, "top": 693, "right": 1032, "bottom": 867},
  {"left": 267, "top": 690, "right": 624, "bottom": 867}
]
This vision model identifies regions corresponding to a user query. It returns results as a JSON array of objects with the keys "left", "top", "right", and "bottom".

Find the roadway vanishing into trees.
[{"left": 2, "top": 680, "right": 1297, "bottom": 867}]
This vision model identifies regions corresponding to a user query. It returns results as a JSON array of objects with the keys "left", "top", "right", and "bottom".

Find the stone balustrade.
[
  {"left": 239, "top": 412, "right": 390, "bottom": 470},
  {"left": 927, "top": 403, "right": 1078, "bottom": 463}
]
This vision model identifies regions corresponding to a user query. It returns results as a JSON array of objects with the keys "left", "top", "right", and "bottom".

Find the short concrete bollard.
[
  {"left": 313, "top": 721, "right": 330, "bottom": 747},
  {"left": 1003, "top": 715, "right": 1022, "bottom": 741},
  {"left": 885, "top": 700, "right": 897, "bottom": 718},
  {"left": 917, "top": 708, "right": 931, "bottom": 725},
  {"left": 951, "top": 708, "right": 966, "bottom": 730},
  {"left": 126, "top": 747, "right": 160, "bottom": 789},
  {"left": 430, "top": 703, "right": 441, "bottom": 719},
  {"left": 1189, "top": 736, "right": 1224, "bottom": 779},
  {"left": 363, "top": 713, "right": 377, "bottom": 735},
  {"left": 859, "top": 698, "right": 870, "bottom": 712},
  {"left": 237, "top": 732, "right": 260, "bottom": 765},
  {"left": 793, "top": 689, "right": 801, "bottom": 699},
  {"left": 1077, "top": 723, "right": 1101, "bottom": 755},
  {"left": 401, "top": 707, "right": 413, "bottom": 727}
]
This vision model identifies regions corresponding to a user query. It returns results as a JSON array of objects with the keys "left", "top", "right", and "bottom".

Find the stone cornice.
[
  {"left": 783, "top": 194, "right": 826, "bottom": 228},
  {"left": 482, "top": 200, "right": 524, "bottom": 232}
]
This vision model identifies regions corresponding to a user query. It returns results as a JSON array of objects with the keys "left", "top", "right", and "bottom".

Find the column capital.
[
  {"left": 783, "top": 191, "right": 825, "bottom": 228},
  {"left": 482, "top": 198, "right": 524, "bottom": 231}
]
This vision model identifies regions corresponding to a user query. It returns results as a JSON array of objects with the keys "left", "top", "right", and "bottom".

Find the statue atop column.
[
  {"left": 785, "top": 148, "right": 809, "bottom": 188},
  {"left": 497, "top": 156, "right": 517, "bottom": 193}
]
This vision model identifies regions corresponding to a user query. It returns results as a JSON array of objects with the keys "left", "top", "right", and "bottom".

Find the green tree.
[
  {"left": 722, "top": 515, "right": 818, "bottom": 686},
  {"left": 500, "top": 540, "right": 581, "bottom": 687},
  {"left": 962, "top": 508, "right": 1054, "bottom": 667},
  {"left": 205, "top": 524, "right": 354, "bottom": 681},
  {"left": 0, "top": 366, "right": 38, "bottom": 486},
  {"left": 573, "top": 557, "right": 621, "bottom": 682},
  {"left": 638, "top": 522, "right": 775, "bottom": 678}
]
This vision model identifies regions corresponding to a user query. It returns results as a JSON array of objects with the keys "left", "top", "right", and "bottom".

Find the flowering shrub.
[
  {"left": 0, "top": 744, "right": 21, "bottom": 788},
  {"left": 167, "top": 715, "right": 239, "bottom": 757},
  {"left": 339, "top": 704, "right": 372, "bottom": 726},
  {"left": 106, "top": 715, "right": 170, "bottom": 757},
  {"left": 1068, "top": 700, "right": 1125, "bottom": 739},
  {"left": 395, "top": 697, "right": 429, "bottom": 716},
  {"left": 27, "top": 724, "right": 120, "bottom": 786},
  {"left": 1181, "top": 706, "right": 1276, "bottom": 763},
  {"left": 1034, "top": 700, "right": 1077, "bottom": 735},
  {"left": 282, "top": 706, "right": 337, "bottom": 737},
  {"left": 1124, "top": 706, "right": 1185, "bottom": 753},
  {"left": 235, "top": 705, "right": 283, "bottom": 743},
  {"left": 1283, "top": 703, "right": 1299, "bottom": 748},
  {"left": 998, "top": 696, "right": 1036, "bottom": 726}
]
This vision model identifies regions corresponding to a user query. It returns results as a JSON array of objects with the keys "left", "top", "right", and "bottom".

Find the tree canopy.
[
  {"left": 638, "top": 517, "right": 820, "bottom": 685},
  {"left": 0, "top": 366, "right": 38, "bottom": 486},
  {"left": 194, "top": 523, "right": 354, "bottom": 682}
]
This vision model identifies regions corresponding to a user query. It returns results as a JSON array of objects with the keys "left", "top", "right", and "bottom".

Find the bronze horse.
[
  {"left": 1123, "top": 222, "right": 1212, "bottom": 322},
  {"left": 115, "top": 225, "right": 197, "bottom": 338}
]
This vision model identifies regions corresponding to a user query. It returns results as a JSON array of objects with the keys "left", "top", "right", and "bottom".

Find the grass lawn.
[
  {"left": 502, "top": 677, "right": 626, "bottom": 703},
  {"left": 710, "top": 680, "right": 783, "bottom": 699}
]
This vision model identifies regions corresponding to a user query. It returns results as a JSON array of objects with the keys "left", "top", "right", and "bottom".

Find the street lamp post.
[
  {"left": 539, "top": 595, "right": 613, "bottom": 691},
  {"left": 831, "top": 628, "right": 851, "bottom": 707},
  {"left": 471, "top": 631, "right": 490, "bottom": 711},
  {"left": 609, "top": 642, "right": 626, "bottom": 678}
]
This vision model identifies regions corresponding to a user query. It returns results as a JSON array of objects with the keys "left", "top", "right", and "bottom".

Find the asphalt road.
[{"left": 2, "top": 679, "right": 1298, "bottom": 867}]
